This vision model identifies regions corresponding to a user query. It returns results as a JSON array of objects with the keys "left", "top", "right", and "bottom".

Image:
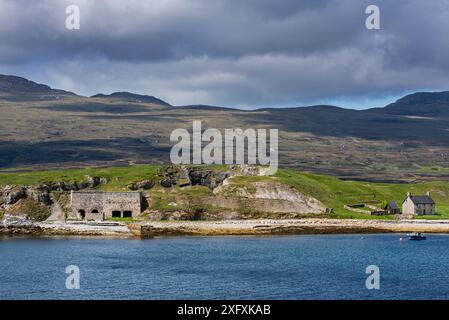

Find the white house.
[{"left": 402, "top": 192, "right": 435, "bottom": 216}]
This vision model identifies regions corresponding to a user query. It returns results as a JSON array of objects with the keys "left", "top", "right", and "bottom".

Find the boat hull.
[{"left": 409, "top": 236, "right": 426, "bottom": 240}]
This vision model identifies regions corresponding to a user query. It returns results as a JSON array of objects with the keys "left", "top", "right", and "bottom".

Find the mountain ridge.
[
  {"left": 2, "top": 74, "right": 449, "bottom": 114},
  {"left": 374, "top": 91, "right": 449, "bottom": 116},
  {"left": 0, "top": 74, "right": 76, "bottom": 101},
  {"left": 91, "top": 91, "right": 171, "bottom": 106}
]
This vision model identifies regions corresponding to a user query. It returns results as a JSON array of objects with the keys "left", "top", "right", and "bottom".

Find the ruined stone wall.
[{"left": 70, "top": 191, "right": 141, "bottom": 221}]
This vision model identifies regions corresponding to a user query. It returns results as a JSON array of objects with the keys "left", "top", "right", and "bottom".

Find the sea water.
[{"left": 1, "top": 234, "right": 448, "bottom": 300}]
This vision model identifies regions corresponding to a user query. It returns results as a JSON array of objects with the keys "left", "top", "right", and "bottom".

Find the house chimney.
[
  {"left": 407, "top": 192, "right": 411, "bottom": 197},
  {"left": 427, "top": 191, "right": 431, "bottom": 196}
]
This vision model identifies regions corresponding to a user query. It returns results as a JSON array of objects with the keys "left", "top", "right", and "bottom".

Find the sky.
[{"left": 0, "top": 0, "right": 449, "bottom": 109}]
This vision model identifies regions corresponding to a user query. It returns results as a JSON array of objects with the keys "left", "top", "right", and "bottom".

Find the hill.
[
  {"left": 376, "top": 91, "right": 449, "bottom": 116},
  {"left": 0, "top": 74, "right": 76, "bottom": 101},
  {"left": 1, "top": 74, "right": 449, "bottom": 181},
  {"left": 91, "top": 92, "right": 171, "bottom": 106}
]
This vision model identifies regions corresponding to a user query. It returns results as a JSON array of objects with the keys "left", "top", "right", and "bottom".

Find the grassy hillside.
[
  {"left": 1, "top": 165, "right": 449, "bottom": 219},
  {"left": 3, "top": 80, "right": 449, "bottom": 182},
  {"left": 276, "top": 170, "right": 449, "bottom": 219}
]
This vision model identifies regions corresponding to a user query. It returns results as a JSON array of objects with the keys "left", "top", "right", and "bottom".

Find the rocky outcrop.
[
  {"left": 188, "top": 169, "right": 231, "bottom": 190},
  {"left": 0, "top": 216, "right": 131, "bottom": 236},
  {"left": 39, "top": 175, "right": 106, "bottom": 192},
  {"left": 158, "top": 165, "right": 187, "bottom": 188},
  {"left": 0, "top": 185, "right": 52, "bottom": 207},
  {"left": 145, "top": 175, "right": 327, "bottom": 221},
  {"left": 1, "top": 214, "right": 32, "bottom": 227},
  {"left": 0, "top": 214, "right": 44, "bottom": 235},
  {"left": 234, "top": 164, "right": 262, "bottom": 176},
  {"left": 156, "top": 165, "right": 232, "bottom": 189},
  {"left": 0, "top": 175, "right": 108, "bottom": 221},
  {"left": 85, "top": 175, "right": 107, "bottom": 188},
  {"left": 212, "top": 178, "right": 327, "bottom": 215},
  {"left": 3, "top": 186, "right": 27, "bottom": 205},
  {"left": 160, "top": 178, "right": 174, "bottom": 188},
  {"left": 128, "top": 179, "right": 155, "bottom": 190},
  {"left": 35, "top": 187, "right": 52, "bottom": 205}
]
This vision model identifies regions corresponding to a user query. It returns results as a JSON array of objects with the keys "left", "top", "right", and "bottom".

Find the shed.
[{"left": 385, "top": 201, "right": 401, "bottom": 214}]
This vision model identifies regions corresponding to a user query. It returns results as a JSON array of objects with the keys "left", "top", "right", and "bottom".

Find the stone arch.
[
  {"left": 78, "top": 209, "right": 86, "bottom": 219},
  {"left": 91, "top": 209, "right": 99, "bottom": 214}
]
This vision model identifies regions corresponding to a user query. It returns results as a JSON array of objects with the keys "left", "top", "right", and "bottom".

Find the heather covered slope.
[{"left": 2, "top": 74, "right": 449, "bottom": 181}]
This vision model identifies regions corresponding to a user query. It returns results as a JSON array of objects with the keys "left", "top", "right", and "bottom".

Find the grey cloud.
[
  {"left": 0, "top": 0, "right": 366, "bottom": 61},
  {"left": 0, "top": 0, "right": 448, "bottom": 108}
]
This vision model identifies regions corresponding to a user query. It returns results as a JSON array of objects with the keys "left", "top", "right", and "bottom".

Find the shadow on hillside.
[{"left": 0, "top": 138, "right": 171, "bottom": 168}]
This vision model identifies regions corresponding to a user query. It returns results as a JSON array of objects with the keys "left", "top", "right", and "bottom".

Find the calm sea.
[{"left": 1, "top": 234, "right": 449, "bottom": 300}]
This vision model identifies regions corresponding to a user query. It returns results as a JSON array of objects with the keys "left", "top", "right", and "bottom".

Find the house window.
[
  {"left": 78, "top": 209, "right": 85, "bottom": 219},
  {"left": 112, "top": 210, "right": 121, "bottom": 218},
  {"left": 91, "top": 209, "right": 99, "bottom": 214},
  {"left": 123, "top": 211, "right": 132, "bottom": 218}
]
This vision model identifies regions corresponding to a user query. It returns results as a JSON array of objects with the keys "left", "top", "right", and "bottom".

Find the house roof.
[
  {"left": 409, "top": 195, "right": 435, "bottom": 205},
  {"left": 386, "top": 201, "right": 400, "bottom": 210}
]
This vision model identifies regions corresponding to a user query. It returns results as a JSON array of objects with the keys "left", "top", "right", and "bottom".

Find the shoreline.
[{"left": 3, "top": 218, "right": 449, "bottom": 238}]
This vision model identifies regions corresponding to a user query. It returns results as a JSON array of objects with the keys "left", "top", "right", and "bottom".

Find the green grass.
[
  {"left": 149, "top": 186, "right": 216, "bottom": 213},
  {"left": 276, "top": 169, "right": 449, "bottom": 219},
  {"left": 106, "top": 217, "right": 134, "bottom": 222},
  {"left": 186, "top": 164, "right": 230, "bottom": 172},
  {"left": 0, "top": 164, "right": 160, "bottom": 191},
  {"left": 0, "top": 167, "right": 33, "bottom": 172}
]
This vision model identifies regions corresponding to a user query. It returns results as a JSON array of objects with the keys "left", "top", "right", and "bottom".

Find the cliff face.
[
  {"left": 0, "top": 186, "right": 52, "bottom": 221},
  {"left": 251, "top": 181, "right": 326, "bottom": 214},
  {"left": 209, "top": 178, "right": 326, "bottom": 216}
]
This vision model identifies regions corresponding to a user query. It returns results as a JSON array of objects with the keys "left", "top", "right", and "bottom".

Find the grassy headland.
[{"left": 1, "top": 164, "right": 449, "bottom": 219}]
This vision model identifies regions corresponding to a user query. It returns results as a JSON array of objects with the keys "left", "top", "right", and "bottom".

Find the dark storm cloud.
[
  {"left": 0, "top": 0, "right": 362, "bottom": 61},
  {"left": 0, "top": 0, "right": 448, "bottom": 108}
]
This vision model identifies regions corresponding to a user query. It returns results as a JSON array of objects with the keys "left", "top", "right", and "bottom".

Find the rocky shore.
[
  {"left": 0, "top": 216, "right": 131, "bottom": 237},
  {"left": 140, "top": 219, "right": 449, "bottom": 236},
  {"left": 3, "top": 216, "right": 449, "bottom": 238}
]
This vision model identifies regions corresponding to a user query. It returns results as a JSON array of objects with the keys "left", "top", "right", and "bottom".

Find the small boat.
[{"left": 407, "top": 232, "right": 426, "bottom": 240}]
